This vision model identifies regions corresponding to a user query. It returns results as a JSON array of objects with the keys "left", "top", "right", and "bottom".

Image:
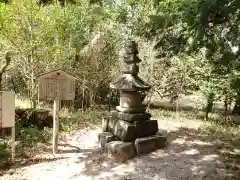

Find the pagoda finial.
[
  {"left": 110, "top": 40, "right": 151, "bottom": 91},
  {"left": 121, "top": 40, "right": 142, "bottom": 76}
]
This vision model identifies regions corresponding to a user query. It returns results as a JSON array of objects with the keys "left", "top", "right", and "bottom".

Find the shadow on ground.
[
  {"left": 70, "top": 127, "right": 240, "bottom": 180},
  {"left": 1, "top": 109, "right": 239, "bottom": 180},
  {"left": 1, "top": 126, "right": 239, "bottom": 180},
  {"left": 0, "top": 157, "right": 68, "bottom": 176}
]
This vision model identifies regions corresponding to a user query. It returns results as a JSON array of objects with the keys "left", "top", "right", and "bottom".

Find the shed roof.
[{"left": 38, "top": 69, "right": 77, "bottom": 80}]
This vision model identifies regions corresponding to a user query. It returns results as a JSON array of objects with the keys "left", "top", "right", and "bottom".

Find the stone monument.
[{"left": 99, "top": 40, "right": 166, "bottom": 162}]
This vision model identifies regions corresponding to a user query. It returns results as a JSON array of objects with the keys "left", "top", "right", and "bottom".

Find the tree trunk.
[
  {"left": 176, "top": 96, "right": 180, "bottom": 121},
  {"left": 224, "top": 96, "right": 229, "bottom": 121},
  {"left": 232, "top": 97, "right": 240, "bottom": 115},
  {"left": 0, "top": 52, "right": 11, "bottom": 91},
  {"left": 11, "top": 77, "right": 17, "bottom": 93},
  {"left": 205, "top": 93, "right": 214, "bottom": 120},
  {"left": 31, "top": 98, "right": 37, "bottom": 109}
]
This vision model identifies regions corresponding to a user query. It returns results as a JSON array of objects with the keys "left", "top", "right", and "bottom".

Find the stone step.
[
  {"left": 98, "top": 132, "right": 116, "bottom": 148},
  {"left": 135, "top": 135, "right": 167, "bottom": 154},
  {"left": 156, "top": 134, "right": 167, "bottom": 149},
  {"left": 101, "top": 118, "right": 109, "bottom": 132},
  {"left": 105, "top": 141, "right": 136, "bottom": 162}
]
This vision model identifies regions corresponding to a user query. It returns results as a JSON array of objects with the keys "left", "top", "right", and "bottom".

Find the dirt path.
[{"left": 1, "top": 118, "right": 238, "bottom": 180}]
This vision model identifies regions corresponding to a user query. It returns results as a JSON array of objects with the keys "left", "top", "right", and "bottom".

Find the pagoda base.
[
  {"left": 99, "top": 117, "right": 167, "bottom": 162},
  {"left": 134, "top": 120, "right": 158, "bottom": 137},
  {"left": 110, "top": 110, "right": 151, "bottom": 122},
  {"left": 135, "top": 135, "right": 166, "bottom": 154},
  {"left": 116, "top": 106, "right": 146, "bottom": 114},
  {"left": 105, "top": 141, "right": 136, "bottom": 162}
]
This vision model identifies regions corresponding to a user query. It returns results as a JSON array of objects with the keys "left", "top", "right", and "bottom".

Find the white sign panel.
[{"left": 0, "top": 91, "right": 15, "bottom": 128}]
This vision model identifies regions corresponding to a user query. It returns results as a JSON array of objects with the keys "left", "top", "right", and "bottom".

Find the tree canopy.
[{"left": 0, "top": 0, "right": 239, "bottom": 114}]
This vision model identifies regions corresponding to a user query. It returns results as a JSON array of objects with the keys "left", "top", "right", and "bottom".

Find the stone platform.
[
  {"left": 98, "top": 112, "right": 167, "bottom": 162},
  {"left": 99, "top": 130, "right": 166, "bottom": 162}
]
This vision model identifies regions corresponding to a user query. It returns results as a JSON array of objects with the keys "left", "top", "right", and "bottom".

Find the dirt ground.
[{"left": 1, "top": 112, "right": 239, "bottom": 180}]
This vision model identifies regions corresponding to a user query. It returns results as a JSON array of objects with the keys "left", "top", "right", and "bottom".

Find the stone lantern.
[{"left": 99, "top": 40, "right": 166, "bottom": 162}]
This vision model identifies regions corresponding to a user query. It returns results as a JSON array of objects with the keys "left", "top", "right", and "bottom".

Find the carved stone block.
[
  {"left": 105, "top": 141, "right": 136, "bottom": 162},
  {"left": 134, "top": 120, "right": 158, "bottom": 138}
]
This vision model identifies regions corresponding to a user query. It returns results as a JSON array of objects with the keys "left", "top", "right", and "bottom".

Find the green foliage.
[
  {"left": 0, "top": 140, "right": 8, "bottom": 154},
  {"left": 0, "top": 0, "right": 239, "bottom": 111},
  {"left": 129, "top": 0, "right": 240, "bottom": 109},
  {"left": 60, "top": 108, "right": 107, "bottom": 132},
  {"left": 17, "top": 127, "right": 51, "bottom": 146},
  {"left": 0, "top": 0, "right": 121, "bottom": 106}
]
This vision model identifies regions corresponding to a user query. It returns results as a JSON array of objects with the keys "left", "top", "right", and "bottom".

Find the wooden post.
[
  {"left": 38, "top": 70, "right": 76, "bottom": 154},
  {"left": 176, "top": 97, "right": 180, "bottom": 121},
  {"left": 52, "top": 99, "right": 60, "bottom": 154},
  {"left": 11, "top": 126, "right": 15, "bottom": 162}
]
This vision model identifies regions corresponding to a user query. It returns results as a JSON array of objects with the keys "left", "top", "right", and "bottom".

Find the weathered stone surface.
[
  {"left": 119, "top": 112, "right": 151, "bottom": 122},
  {"left": 101, "top": 118, "right": 109, "bottom": 132},
  {"left": 110, "top": 74, "right": 151, "bottom": 92},
  {"left": 157, "top": 129, "right": 168, "bottom": 137},
  {"left": 108, "top": 118, "right": 117, "bottom": 133},
  {"left": 116, "top": 105, "right": 146, "bottom": 114},
  {"left": 114, "top": 120, "right": 136, "bottom": 142},
  {"left": 110, "top": 110, "right": 151, "bottom": 122},
  {"left": 108, "top": 119, "right": 136, "bottom": 142},
  {"left": 98, "top": 132, "right": 115, "bottom": 148},
  {"left": 110, "top": 110, "right": 118, "bottom": 120},
  {"left": 134, "top": 120, "right": 158, "bottom": 138},
  {"left": 230, "top": 115, "right": 240, "bottom": 125},
  {"left": 134, "top": 136, "right": 157, "bottom": 154},
  {"left": 119, "top": 91, "right": 142, "bottom": 108},
  {"left": 108, "top": 111, "right": 119, "bottom": 133},
  {"left": 155, "top": 134, "right": 167, "bottom": 149},
  {"left": 105, "top": 141, "right": 136, "bottom": 162}
]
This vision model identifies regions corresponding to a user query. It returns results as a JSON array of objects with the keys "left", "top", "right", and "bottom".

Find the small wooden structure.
[
  {"left": 38, "top": 69, "right": 77, "bottom": 154},
  {"left": 38, "top": 69, "right": 76, "bottom": 101},
  {"left": 0, "top": 91, "right": 15, "bottom": 161}
]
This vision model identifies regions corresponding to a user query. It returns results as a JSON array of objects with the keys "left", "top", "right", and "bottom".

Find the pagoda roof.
[{"left": 110, "top": 74, "right": 151, "bottom": 91}]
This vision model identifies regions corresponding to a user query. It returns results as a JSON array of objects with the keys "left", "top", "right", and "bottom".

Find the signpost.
[
  {"left": 38, "top": 69, "right": 76, "bottom": 154},
  {"left": 0, "top": 91, "right": 15, "bottom": 161}
]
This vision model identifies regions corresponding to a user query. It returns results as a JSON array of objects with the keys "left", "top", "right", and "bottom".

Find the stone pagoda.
[{"left": 99, "top": 40, "right": 166, "bottom": 162}]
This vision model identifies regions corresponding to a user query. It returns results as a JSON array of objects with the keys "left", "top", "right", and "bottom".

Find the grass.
[
  {"left": 151, "top": 108, "right": 240, "bottom": 172},
  {"left": 0, "top": 106, "right": 107, "bottom": 163},
  {"left": 59, "top": 107, "right": 108, "bottom": 132},
  {"left": 151, "top": 108, "right": 240, "bottom": 143}
]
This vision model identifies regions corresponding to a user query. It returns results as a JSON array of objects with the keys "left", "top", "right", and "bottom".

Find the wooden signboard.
[
  {"left": 38, "top": 69, "right": 76, "bottom": 101},
  {"left": 0, "top": 91, "right": 15, "bottom": 161},
  {"left": 38, "top": 69, "right": 76, "bottom": 154}
]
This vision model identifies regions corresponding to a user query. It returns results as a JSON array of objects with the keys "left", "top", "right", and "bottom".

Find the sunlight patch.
[
  {"left": 181, "top": 149, "right": 200, "bottom": 155},
  {"left": 201, "top": 154, "right": 219, "bottom": 161},
  {"left": 172, "top": 138, "right": 186, "bottom": 144},
  {"left": 192, "top": 140, "right": 213, "bottom": 146}
]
